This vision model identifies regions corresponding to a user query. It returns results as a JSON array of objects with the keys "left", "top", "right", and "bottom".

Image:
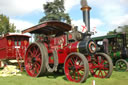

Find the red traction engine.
[
  {"left": 22, "top": 21, "right": 113, "bottom": 82},
  {"left": 0, "top": 33, "right": 30, "bottom": 68},
  {"left": 22, "top": 0, "right": 113, "bottom": 83}
]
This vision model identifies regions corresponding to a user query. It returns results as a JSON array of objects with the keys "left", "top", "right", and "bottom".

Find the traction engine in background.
[{"left": 93, "top": 33, "right": 128, "bottom": 71}]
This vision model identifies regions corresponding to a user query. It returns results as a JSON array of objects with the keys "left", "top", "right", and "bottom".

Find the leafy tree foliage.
[
  {"left": 39, "top": 0, "right": 71, "bottom": 24},
  {"left": 107, "top": 25, "right": 128, "bottom": 35},
  {"left": 117, "top": 25, "right": 128, "bottom": 44},
  {"left": 0, "top": 14, "right": 16, "bottom": 35},
  {"left": 107, "top": 29, "right": 116, "bottom": 35},
  {"left": 107, "top": 25, "right": 128, "bottom": 44},
  {"left": 119, "top": 25, "right": 128, "bottom": 33}
]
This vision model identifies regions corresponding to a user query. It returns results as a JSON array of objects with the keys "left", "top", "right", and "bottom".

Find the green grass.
[{"left": 0, "top": 71, "right": 128, "bottom": 85}]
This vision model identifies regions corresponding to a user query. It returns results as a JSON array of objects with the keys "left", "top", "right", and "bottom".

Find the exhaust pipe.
[{"left": 80, "top": 0, "right": 91, "bottom": 39}]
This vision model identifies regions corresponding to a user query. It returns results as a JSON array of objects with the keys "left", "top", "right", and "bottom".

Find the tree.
[
  {"left": 117, "top": 25, "right": 128, "bottom": 44},
  {"left": 107, "top": 25, "right": 128, "bottom": 45},
  {"left": 119, "top": 25, "right": 128, "bottom": 32},
  {"left": 0, "top": 14, "right": 16, "bottom": 35},
  {"left": 107, "top": 29, "right": 116, "bottom": 35},
  {"left": 39, "top": 0, "right": 71, "bottom": 24},
  {"left": 107, "top": 25, "right": 128, "bottom": 35}
]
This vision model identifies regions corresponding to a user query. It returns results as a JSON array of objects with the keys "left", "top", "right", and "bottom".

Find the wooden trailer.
[{"left": 0, "top": 33, "right": 30, "bottom": 69}]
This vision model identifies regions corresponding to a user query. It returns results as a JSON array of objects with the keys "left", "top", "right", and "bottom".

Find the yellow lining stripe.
[{"left": 77, "top": 42, "right": 80, "bottom": 52}]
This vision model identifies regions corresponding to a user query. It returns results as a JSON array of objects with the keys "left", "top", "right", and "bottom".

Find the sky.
[{"left": 0, "top": 0, "right": 128, "bottom": 37}]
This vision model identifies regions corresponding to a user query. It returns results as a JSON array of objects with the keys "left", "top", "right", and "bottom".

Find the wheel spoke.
[
  {"left": 35, "top": 62, "right": 41, "bottom": 71},
  {"left": 33, "top": 47, "right": 37, "bottom": 56},
  {"left": 79, "top": 66, "right": 84, "bottom": 71},
  {"left": 77, "top": 71, "right": 83, "bottom": 78},
  {"left": 33, "top": 47, "right": 38, "bottom": 57},
  {"left": 36, "top": 53, "right": 41, "bottom": 58},
  {"left": 68, "top": 59, "right": 74, "bottom": 66},
  {"left": 28, "top": 50, "right": 33, "bottom": 57},
  {"left": 34, "top": 63, "right": 39, "bottom": 73},
  {"left": 27, "top": 57, "right": 32, "bottom": 63},
  {"left": 30, "top": 64, "right": 36, "bottom": 74},
  {"left": 75, "top": 57, "right": 79, "bottom": 64},
  {"left": 36, "top": 57, "right": 41, "bottom": 62},
  {"left": 103, "top": 67, "right": 109, "bottom": 70},
  {"left": 73, "top": 71, "right": 76, "bottom": 79},
  {"left": 98, "top": 70, "right": 101, "bottom": 77},
  {"left": 27, "top": 63, "right": 32, "bottom": 70},
  {"left": 104, "top": 70, "right": 108, "bottom": 75},
  {"left": 93, "top": 68, "right": 98, "bottom": 74},
  {"left": 67, "top": 64, "right": 73, "bottom": 68},
  {"left": 101, "top": 59, "right": 105, "bottom": 64},
  {"left": 91, "top": 65, "right": 99, "bottom": 69},
  {"left": 100, "top": 70, "right": 103, "bottom": 78},
  {"left": 79, "top": 65, "right": 84, "bottom": 69},
  {"left": 71, "top": 57, "right": 75, "bottom": 65}
]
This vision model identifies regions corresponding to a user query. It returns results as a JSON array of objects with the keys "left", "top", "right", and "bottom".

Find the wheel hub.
[
  {"left": 32, "top": 57, "right": 36, "bottom": 63},
  {"left": 69, "top": 66, "right": 76, "bottom": 70}
]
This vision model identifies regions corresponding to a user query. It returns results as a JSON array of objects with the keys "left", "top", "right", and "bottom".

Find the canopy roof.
[
  {"left": 4, "top": 33, "right": 30, "bottom": 37},
  {"left": 6, "top": 34, "right": 30, "bottom": 38},
  {"left": 0, "top": 33, "right": 30, "bottom": 39},
  {"left": 22, "top": 21, "right": 72, "bottom": 35},
  {"left": 92, "top": 33, "right": 124, "bottom": 41}
]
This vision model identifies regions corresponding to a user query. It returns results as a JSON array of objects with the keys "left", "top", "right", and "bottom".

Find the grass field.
[{"left": 0, "top": 70, "right": 128, "bottom": 85}]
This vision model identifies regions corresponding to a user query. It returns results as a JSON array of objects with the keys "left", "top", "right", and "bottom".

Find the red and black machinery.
[
  {"left": 22, "top": 0, "right": 113, "bottom": 83},
  {"left": 0, "top": 33, "right": 30, "bottom": 70}
]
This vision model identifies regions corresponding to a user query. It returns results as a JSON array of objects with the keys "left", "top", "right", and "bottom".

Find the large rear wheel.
[
  {"left": 64, "top": 53, "right": 89, "bottom": 83},
  {"left": 90, "top": 53, "right": 113, "bottom": 78},
  {"left": 25, "top": 42, "right": 46, "bottom": 77}
]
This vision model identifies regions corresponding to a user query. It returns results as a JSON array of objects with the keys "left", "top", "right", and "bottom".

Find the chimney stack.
[{"left": 81, "top": 0, "right": 91, "bottom": 38}]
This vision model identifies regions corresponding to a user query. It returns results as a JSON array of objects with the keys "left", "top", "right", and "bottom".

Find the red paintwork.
[
  {"left": 0, "top": 33, "right": 30, "bottom": 60},
  {"left": 43, "top": 35, "right": 79, "bottom": 64}
]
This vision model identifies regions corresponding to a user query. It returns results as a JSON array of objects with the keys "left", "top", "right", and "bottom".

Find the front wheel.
[
  {"left": 64, "top": 52, "right": 89, "bottom": 83},
  {"left": 115, "top": 59, "right": 128, "bottom": 72},
  {"left": 90, "top": 53, "right": 113, "bottom": 78}
]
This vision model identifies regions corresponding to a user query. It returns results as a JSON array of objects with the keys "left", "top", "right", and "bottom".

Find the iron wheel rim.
[
  {"left": 64, "top": 53, "right": 89, "bottom": 82},
  {"left": 25, "top": 43, "right": 42, "bottom": 77},
  {"left": 90, "top": 53, "right": 111, "bottom": 78},
  {"left": 115, "top": 59, "right": 128, "bottom": 72}
]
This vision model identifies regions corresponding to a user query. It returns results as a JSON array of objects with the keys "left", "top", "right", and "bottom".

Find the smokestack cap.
[
  {"left": 81, "top": 0, "right": 91, "bottom": 11},
  {"left": 81, "top": 0, "right": 88, "bottom": 7}
]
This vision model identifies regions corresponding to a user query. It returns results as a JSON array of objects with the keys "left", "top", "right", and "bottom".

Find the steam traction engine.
[
  {"left": 22, "top": 0, "right": 113, "bottom": 83},
  {"left": 92, "top": 33, "right": 128, "bottom": 71}
]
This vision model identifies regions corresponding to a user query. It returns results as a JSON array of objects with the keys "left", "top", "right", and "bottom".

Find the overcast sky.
[{"left": 0, "top": 0, "right": 128, "bottom": 37}]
